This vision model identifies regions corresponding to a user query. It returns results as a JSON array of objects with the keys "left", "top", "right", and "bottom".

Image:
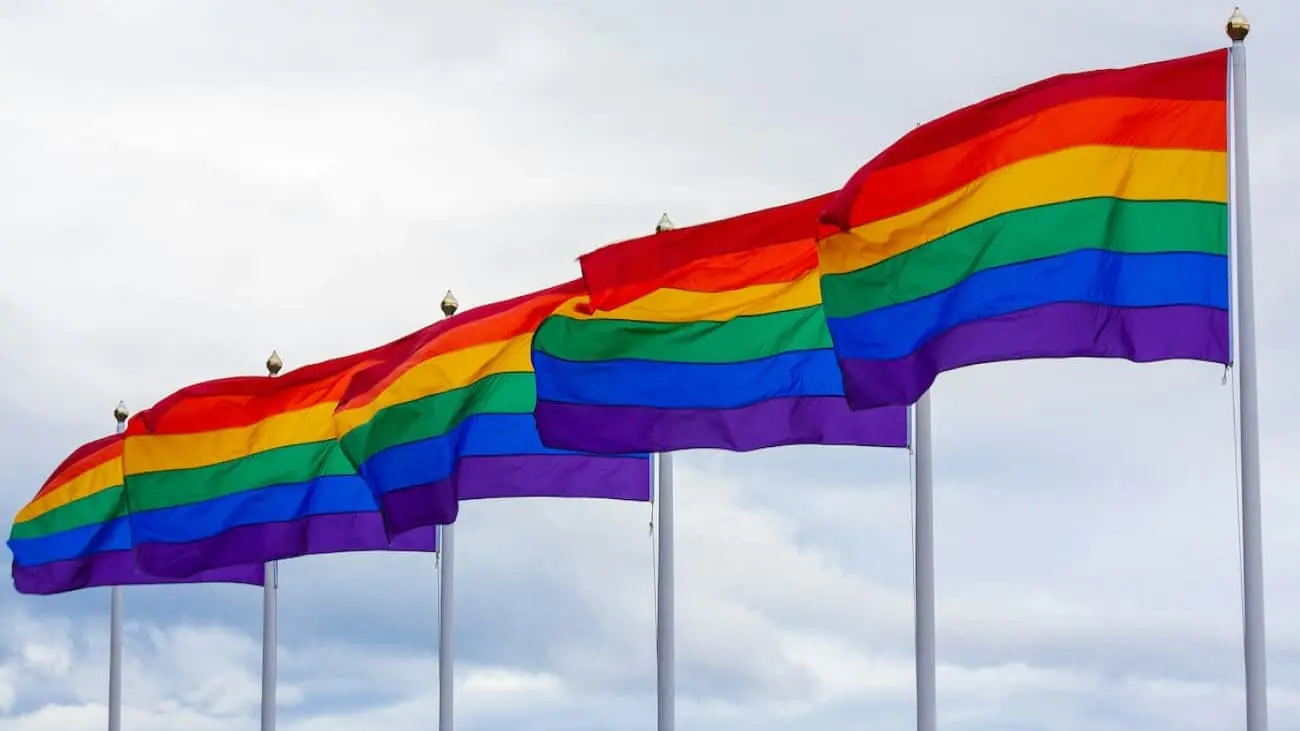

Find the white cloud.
[
  {"left": 13, "top": 457, "right": 1300, "bottom": 730},
  {"left": 7, "top": 0, "right": 1300, "bottom": 729}
]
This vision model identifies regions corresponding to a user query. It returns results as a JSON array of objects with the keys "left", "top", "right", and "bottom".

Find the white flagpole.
[
  {"left": 438, "top": 291, "right": 460, "bottom": 731},
  {"left": 656, "top": 451, "right": 675, "bottom": 731},
  {"left": 653, "top": 213, "right": 676, "bottom": 731},
  {"left": 1227, "top": 9, "right": 1269, "bottom": 731},
  {"left": 109, "top": 401, "right": 129, "bottom": 731},
  {"left": 912, "top": 393, "right": 937, "bottom": 731},
  {"left": 262, "top": 350, "right": 284, "bottom": 731}
]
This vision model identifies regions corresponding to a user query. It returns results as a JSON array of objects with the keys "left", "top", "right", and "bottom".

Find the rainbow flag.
[
  {"left": 531, "top": 197, "right": 909, "bottom": 454},
  {"left": 122, "top": 351, "right": 438, "bottom": 579},
  {"left": 816, "top": 49, "right": 1231, "bottom": 409},
  {"left": 333, "top": 281, "right": 652, "bottom": 538},
  {"left": 9, "top": 433, "right": 265, "bottom": 595}
]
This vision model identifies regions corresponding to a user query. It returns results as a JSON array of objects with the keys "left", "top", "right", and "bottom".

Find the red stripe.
[
  {"left": 580, "top": 193, "right": 836, "bottom": 311},
  {"left": 821, "top": 48, "right": 1229, "bottom": 229},
  {"left": 834, "top": 97, "right": 1225, "bottom": 230},
  {"left": 31, "top": 434, "right": 123, "bottom": 500},
  {"left": 126, "top": 281, "right": 586, "bottom": 434},
  {"left": 336, "top": 279, "right": 585, "bottom": 410},
  {"left": 127, "top": 321, "right": 433, "bottom": 434}
]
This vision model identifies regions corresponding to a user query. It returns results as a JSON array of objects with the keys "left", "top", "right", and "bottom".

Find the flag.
[
  {"left": 121, "top": 350, "right": 438, "bottom": 578},
  {"left": 816, "top": 49, "right": 1231, "bottom": 409},
  {"left": 333, "top": 281, "right": 652, "bottom": 538},
  {"left": 532, "top": 197, "right": 910, "bottom": 454},
  {"left": 9, "top": 433, "right": 265, "bottom": 595}
]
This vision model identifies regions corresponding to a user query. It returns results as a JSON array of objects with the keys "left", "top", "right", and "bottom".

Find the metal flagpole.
[
  {"left": 912, "top": 393, "right": 937, "bottom": 731},
  {"left": 656, "top": 452, "right": 675, "bottom": 731},
  {"left": 653, "top": 213, "right": 676, "bottom": 731},
  {"left": 108, "top": 401, "right": 129, "bottom": 731},
  {"left": 438, "top": 291, "right": 460, "bottom": 731},
  {"left": 1227, "top": 9, "right": 1270, "bottom": 731},
  {"left": 898, "top": 111, "right": 936, "bottom": 731},
  {"left": 261, "top": 350, "right": 284, "bottom": 731}
]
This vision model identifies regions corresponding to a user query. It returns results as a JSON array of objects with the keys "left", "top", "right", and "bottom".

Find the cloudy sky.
[{"left": 2, "top": 1, "right": 1299, "bottom": 729}]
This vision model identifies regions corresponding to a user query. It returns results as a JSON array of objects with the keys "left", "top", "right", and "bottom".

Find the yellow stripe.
[
  {"left": 557, "top": 271, "right": 822, "bottom": 324},
  {"left": 334, "top": 333, "right": 532, "bottom": 435},
  {"left": 14, "top": 461, "right": 123, "bottom": 523},
  {"left": 124, "top": 402, "right": 339, "bottom": 475},
  {"left": 818, "top": 146, "right": 1228, "bottom": 276}
]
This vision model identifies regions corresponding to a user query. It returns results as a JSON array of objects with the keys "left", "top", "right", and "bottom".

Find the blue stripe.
[
  {"left": 125, "top": 475, "right": 383, "bottom": 545},
  {"left": 358, "top": 412, "right": 596, "bottom": 495},
  {"left": 532, "top": 348, "right": 848, "bottom": 410},
  {"left": 10, "top": 517, "right": 131, "bottom": 567},
  {"left": 826, "top": 250, "right": 1229, "bottom": 360}
]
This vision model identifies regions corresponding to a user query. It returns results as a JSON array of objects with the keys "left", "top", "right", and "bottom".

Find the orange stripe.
[
  {"left": 599, "top": 238, "right": 817, "bottom": 302},
  {"left": 126, "top": 401, "right": 343, "bottom": 474},
  {"left": 340, "top": 284, "right": 581, "bottom": 411},
  {"left": 334, "top": 332, "right": 535, "bottom": 433},
  {"left": 579, "top": 194, "right": 834, "bottom": 311},
  {"left": 31, "top": 437, "right": 122, "bottom": 500},
  {"left": 130, "top": 361, "right": 379, "bottom": 436},
  {"left": 822, "top": 50, "right": 1227, "bottom": 229},
  {"left": 843, "top": 96, "right": 1226, "bottom": 227},
  {"left": 15, "top": 458, "right": 123, "bottom": 522}
]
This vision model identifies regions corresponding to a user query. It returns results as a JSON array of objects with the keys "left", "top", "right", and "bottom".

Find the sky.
[{"left": 1, "top": 0, "right": 1299, "bottom": 729}]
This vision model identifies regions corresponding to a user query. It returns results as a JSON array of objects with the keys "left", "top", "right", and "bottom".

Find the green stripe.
[
  {"left": 340, "top": 371, "right": 535, "bottom": 465},
  {"left": 9, "top": 486, "right": 126, "bottom": 539},
  {"left": 820, "top": 198, "right": 1228, "bottom": 319},
  {"left": 124, "top": 440, "right": 354, "bottom": 513},
  {"left": 534, "top": 305, "right": 832, "bottom": 364}
]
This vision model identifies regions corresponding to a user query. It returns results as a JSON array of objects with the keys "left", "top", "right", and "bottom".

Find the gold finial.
[
  {"left": 113, "top": 401, "right": 129, "bottom": 425},
  {"left": 266, "top": 350, "right": 283, "bottom": 376},
  {"left": 1226, "top": 7, "right": 1250, "bottom": 41},
  {"left": 655, "top": 213, "right": 675, "bottom": 233},
  {"left": 441, "top": 290, "right": 459, "bottom": 318}
]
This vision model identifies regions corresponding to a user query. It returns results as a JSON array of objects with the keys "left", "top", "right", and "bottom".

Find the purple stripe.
[
  {"left": 837, "top": 303, "right": 1230, "bottom": 409},
  {"left": 535, "top": 396, "right": 909, "bottom": 454},
  {"left": 379, "top": 454, "right": 651, "bottom": 538},
  {"left": 12, "top": 551, "right": 264, "bottom": 596},
  {"left": 133, "top": 512, "right": 438, "bottom": 579}
]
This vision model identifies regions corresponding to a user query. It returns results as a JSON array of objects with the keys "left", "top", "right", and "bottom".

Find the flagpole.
[
  {"left": 108, "top": 401, "right": 129, "bottom": 731},
  {"left": 656, "top": 451, "right": 675, "bottom": 731},
  {"left": 261, "top": 351, "right": 283, "bottom": 731},
  {"left": 438, "top": 291, "right": 460, "bottom": 731},
  {"left": 912, "top": 393, "right": 937, "bottom": 731},
  {"left": 1227, "top": 9, "right": 1269, "bottom": 731},
  {"left": 653, "top": 213, "right": 676, "bottom": 731}
]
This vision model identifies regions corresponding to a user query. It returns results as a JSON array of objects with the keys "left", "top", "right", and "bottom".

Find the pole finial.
[
  {"left": 1227, "top": 7, "right": 1250, "bottom": 41},
  {"left": 113, "top": 401, "right": 129, "bottom": 425},
  {"left": 266, "top": 350, "right": 283, "bottom": 376},
  {"left": 655, "top": 213, "right": 675, "bottom": 233},
  {"left": 441, "top": 290, "right": 459, "bottom": 318}
]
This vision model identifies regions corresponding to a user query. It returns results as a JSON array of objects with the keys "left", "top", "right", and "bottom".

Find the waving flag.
[
  {"left": 121, "top": 351, "right": 437, "bottom": 578},
  {"left": 334, "top": 281, "right": 652, "bottom": 538},
  {"left": 9, "top": 433, "right": 265, "bottom": 594},
  {"left": 533, "top": 198, "right": 909, "bottom": 454},
  {"left": 816, "top": 49, "right": 1231, "bottom": 408}
]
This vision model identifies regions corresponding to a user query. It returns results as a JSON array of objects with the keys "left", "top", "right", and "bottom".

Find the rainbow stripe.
[
  {"left": 121, "top": 350, "right": 437, "bottom": 579},
  {"left": 532, "top": 197, "right": 909, "bottom": 454},
  {"left": 9, "top": 433, "right": 265, "bottom": 595},
  {"left": 816, "top": 49, "right": 1231, "bottom": 409},
  {"left": 333, "top": 281, "right": 652, "bottom": 539}
]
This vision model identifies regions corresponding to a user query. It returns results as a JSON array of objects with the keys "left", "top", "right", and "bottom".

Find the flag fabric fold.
[
  {"left": 121, "top": 351, "right": 438, "bottom": 579},
  {"left": 532, "top": 196, "right": 910, "bottom": 454},
  {"left": 8, "top": 433, "right": 266, "bottom": 595},
  {"left": 816, "top": 48, "right": 1231, "bottom": 409},
  {"left": 333, "top": 281, "right": 653, "bottom": 539}
]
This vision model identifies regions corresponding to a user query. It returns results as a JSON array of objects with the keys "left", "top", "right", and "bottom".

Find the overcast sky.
[{"left": 3, "top": 1, "right": 1300, "bottom": 729}]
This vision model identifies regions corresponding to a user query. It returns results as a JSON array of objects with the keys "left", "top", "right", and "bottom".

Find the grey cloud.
[{"left": 6, "top": 0, "right": 1300, "bottom": 729}]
